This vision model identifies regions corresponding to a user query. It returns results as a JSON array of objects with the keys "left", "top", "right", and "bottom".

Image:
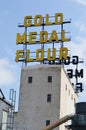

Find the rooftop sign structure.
[{"left": 15, "top": 12, "right": 84, "bottom": 93}]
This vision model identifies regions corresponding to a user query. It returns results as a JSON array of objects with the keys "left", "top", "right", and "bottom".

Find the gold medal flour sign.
[
  {"left": 15, "top": 12, "right": 84, "bottom": 93},
  {"left": 15, "top": 13, "right": 70, "bottom": 62}
]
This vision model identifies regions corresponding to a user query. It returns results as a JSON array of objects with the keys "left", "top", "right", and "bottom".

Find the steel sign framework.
[{"left": 15, "top": 13, "right": 84, "bottom": 93}]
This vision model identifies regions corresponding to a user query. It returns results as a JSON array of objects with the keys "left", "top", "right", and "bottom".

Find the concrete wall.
[
  {"left": 16, "top": 64, "right": 78, "bottom": 130},
  {"left": 59, "top": 68, "right": 78, "bottom": 130},
  {"left": 0, "top": 99, "right": 11, "bottom": 129}
]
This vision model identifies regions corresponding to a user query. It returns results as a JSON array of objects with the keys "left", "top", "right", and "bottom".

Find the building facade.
[
  {"left": 0, "top": 97, "right": 12, "bottom": 130},
  {"left": 16, "top": 64, "right": 78, "bottom": 130}
]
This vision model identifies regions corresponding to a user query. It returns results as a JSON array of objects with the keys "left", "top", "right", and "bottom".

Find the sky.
[{"left": 0, "top": 0, "right": 86, "bottom": 110}]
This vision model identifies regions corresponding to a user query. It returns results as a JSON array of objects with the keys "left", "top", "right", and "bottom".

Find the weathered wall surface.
[{"left": 16, "top": 64, "right": 77, "bottom": 130}]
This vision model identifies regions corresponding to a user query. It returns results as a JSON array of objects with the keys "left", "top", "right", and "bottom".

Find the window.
[
  {"left": 48, "top": 76, "right": 52, "bottom": 82},
  {"left": 46, "top": 120, "right": 50, "bottom": 126},
  {"left": 71, "top": 95, "right": 73, "bottom": 100},
  {"left": 47, "top": 94, "right": 51, "bottom": 102},
  {"left": 28, "top": 76, "right": 32, "bottom": 83},
  {"left": 68, "top": 90, "right": 70, "bottom": 95},
  {"left": 65, "top": 84, "right": 67, "bottom": 90}
]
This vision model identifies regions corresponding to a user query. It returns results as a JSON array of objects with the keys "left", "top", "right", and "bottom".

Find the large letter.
[
  {"left": 72, "top": 56, "right": 79, "bottom": 65},
  {"left": 26, "top": 50, "right": 34, "bottom": 62},
  {"left": 59, "top": 47, "right": 68, "bottom": 60},
  {"left": 48, "top": 48, "right": 56, "bottom": 61},
  {"left": 34, "top": 15, "right": 42, "bottom": 26},
  {"left": 49, "top": 30, "right": 58, "bottom": 42},
  {"left": 15, "top": 50, "right": 24, "bottom": 62},
  {"left": 16, "top": 32, "right": 26, "bottom": 44},
  {"left": 62, "top": 30, "right": 70, "bottom": 42},
  {"left": 76, "top": 83, "right": 83, "bottom": 92},
  {"left": 67, "top": 69, "right": 73, "bottom": 78},
  {"left": 55, "top": 13, "right": 63, "bottom": 24},
  {"left": 24, "top": 16, "right": 32, "bottom": 27},
  {"left": 64, "top": 56, "right": 70, "bottom": 65},
  {"left": 36, "top": 49, "right": 44, "bottom": 61},
  {"left": 29, "top": 32, "right": 37, "bottom": 44},
  {"left": 75, "top": 69, "right": 83, "bottom": 78},
  {"left": 46, "top": 14, "right": 53, "bottom": 25},
  {"left": 40, "top": 31, "right": 48, "bottom": 43}
]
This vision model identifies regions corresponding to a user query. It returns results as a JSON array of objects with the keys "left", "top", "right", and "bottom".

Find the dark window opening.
[
  {"left": 47, "top": 94, "right": 51, "bottom": 102},
  {"left": 65, "top": 84, "right": 67, "bottom": 90},
  {"left": 46, "top": 120, "right": 50, "bottom": 126},
  {"left": 71, "top": 95, "right": 73, "bottom": 100},
  {"left": 28, "top": 76, "right": 32, "bottom": 83},
  {"left": 48, "top": 76, "right": 52, "bottom": 82}
]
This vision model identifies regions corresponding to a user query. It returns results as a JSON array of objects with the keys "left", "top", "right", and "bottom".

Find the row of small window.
[
  {"left": 48, "top": 92, "right": 75, "bottom": 103},
  {"left": 28, "top": 76, "right": 52, "bottom": 83},
  {"left": 65, "top": 85, "right": 74, "bottom": 100},
  {"left": 28, "top": 76, "right": 52, "bottom": 102},
  {"left": 28, "top": 76, "right": 51, "bottom": 126}
]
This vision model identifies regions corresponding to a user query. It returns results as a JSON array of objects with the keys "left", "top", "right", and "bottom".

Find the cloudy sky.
[{"left": 0, "top": 0, "right": 86, "bottom": 109}]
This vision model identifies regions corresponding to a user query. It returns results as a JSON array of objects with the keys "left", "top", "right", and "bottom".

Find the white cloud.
[
  {"left": 79, "top": 24, "right": 86, "bottom": 32},
  {"left": 0, "top": 58, "right": 17, "bottom": 85},
  {"left": 75, "top": 0, "right": 86, "bottom": 5},
  {"left": 75, "top": 22, "right": 86, "bottom": 33},
  {"left": 68, "top": 37, "right": 86, "bottom": 57}
]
